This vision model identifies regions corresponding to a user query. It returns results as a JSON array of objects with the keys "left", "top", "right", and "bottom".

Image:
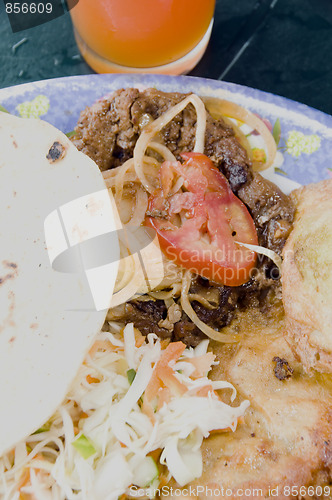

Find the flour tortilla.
[{"left": 0, "top": 112, "right": 119, "bottom": 455}]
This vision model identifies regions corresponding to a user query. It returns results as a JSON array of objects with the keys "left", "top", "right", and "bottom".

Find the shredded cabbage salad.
[{"left": 0, "top": 323, "right": 249, "bottom": 500}]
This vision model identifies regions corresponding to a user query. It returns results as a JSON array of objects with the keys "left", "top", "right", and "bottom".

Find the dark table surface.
[{"left": 0, "top": 0, "right": 331, "bottom": 115}]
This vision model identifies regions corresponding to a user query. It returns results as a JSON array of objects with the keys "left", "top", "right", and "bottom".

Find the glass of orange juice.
[{"left": 68, "top": 0, "right": 216, "bottom": 75}]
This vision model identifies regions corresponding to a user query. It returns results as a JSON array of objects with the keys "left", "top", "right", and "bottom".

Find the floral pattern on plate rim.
[{"left": 0, "top": 74, "right": 331, "bottom": 185}]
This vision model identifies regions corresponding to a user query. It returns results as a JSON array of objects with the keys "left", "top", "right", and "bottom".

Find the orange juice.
[{"left": 69, "top": 0, "right": 215, "bottom": 73}]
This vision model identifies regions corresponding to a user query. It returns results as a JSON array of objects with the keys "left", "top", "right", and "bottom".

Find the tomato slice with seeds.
[{"left": 145, "top": 152, "right": 258, "bottom": 286}]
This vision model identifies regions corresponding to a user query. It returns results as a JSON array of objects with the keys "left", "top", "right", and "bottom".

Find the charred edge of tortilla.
[
  {"left": 46, "top": 141, "right": 66, "bottom": 163},
  {"left": 0, "top": 261, "right": 18, "bottom": 285}
]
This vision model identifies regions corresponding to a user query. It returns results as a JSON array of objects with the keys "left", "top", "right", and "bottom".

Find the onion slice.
[
  {"left": 180, "top": 271, "right": 240, "bottom": 344},
  {"left": 235, "top": 241, "right": 282, "bottom": 273},
  {"left": 134, "top": 94, "right": 207, "bottom": 193},
  {"left": 204, "top": 97, "right": 277, "bottom": 172}
]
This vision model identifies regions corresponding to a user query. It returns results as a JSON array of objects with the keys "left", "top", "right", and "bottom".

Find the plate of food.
[{"left": 1, "top": 74, "right": 332, "bottom": 500}]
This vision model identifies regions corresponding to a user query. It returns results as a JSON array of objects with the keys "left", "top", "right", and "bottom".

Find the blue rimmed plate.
[{"left": 0, "top": 73, "right": 332, "bottom": 186}]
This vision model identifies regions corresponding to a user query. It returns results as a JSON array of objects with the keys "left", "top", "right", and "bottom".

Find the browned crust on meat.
[
  {"left": 238, "top": 172, "right": 294, "bottom": 254},
  {"left": 72, "top": 88, "right": 141, "bottom": 170}
]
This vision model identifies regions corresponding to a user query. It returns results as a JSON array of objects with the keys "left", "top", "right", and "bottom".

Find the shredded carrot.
[
  {"left": 17, "top": 468, "right": 30, "bottom": 491},
  {"left": 209, "top": 416, "right": 244, "bottom": 435},
  {"left": 160, "top": 338, "right": 171, "bottom": 350},
  {"left": 159, "top": 342, "right": 186, "bottom": 367},
  {"left": 32, "top": 453, "right": 45, "bottom": 463},
  {"left": 195, "top": 385, "right": 216, "bottom": 398},
  {"left": 158, "top": 472, "right": 170, "bottom": 489},
  {"left": 18, "top": 454, "right": 46, "bottom": 497},
  {"left": 86, "top": 374, "right": 100, "bottom": 384},
  {"left": 144, "top": 371, "right": 160, "bottom": 402},
  {"left": 186, "top": 352, "right": 216, "bottom": 379},
  {"left": 142, "top": 341, "right": 227, "bottom": 428},
  {"left": 142, "top": 396, "right": 156, "bottom": 424},
  {"left": 157, "top": 387, "right": 171, "bottom": 411},
  {"left": 88, "top": 339, "right": 120, "bottom": 358},
  {"left": 156, "top": 365, "right": 187, "bottom": 396},
  {"left": 145, "top": 342, "right": 187, "bottom": 404},
  {"left": 147, "top": 448, "right": 162, "bottom": 463},
  {"left": 134, "top": 327, "right": 145, "bottom": 348},
  {"left": 19, "top": 493, "right": 32, "bottom": 500},
  {"left": 154, "top": 342, "right": 187, "bottom": 395}
]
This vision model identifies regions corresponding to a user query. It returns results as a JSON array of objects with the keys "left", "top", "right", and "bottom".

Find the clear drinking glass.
[{"left": 69, "top": 0, "right": 216, "bottom": 75}]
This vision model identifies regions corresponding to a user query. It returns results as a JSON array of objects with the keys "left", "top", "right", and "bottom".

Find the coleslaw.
[{"left": 0, "top": 323, "right": 249, "bottom": 500}]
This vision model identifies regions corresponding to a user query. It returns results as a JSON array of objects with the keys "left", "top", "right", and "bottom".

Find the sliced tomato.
[{"left": 145, "top": 152, "right": 258, "bottom": 286}]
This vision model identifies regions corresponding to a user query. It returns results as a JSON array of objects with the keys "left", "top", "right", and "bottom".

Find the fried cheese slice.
[
  {"left": 282, "top": 179, "right": 332, "bottom": 373},
  {"left": 163, "top": 310, "right": 332, "bottom": 499}
]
